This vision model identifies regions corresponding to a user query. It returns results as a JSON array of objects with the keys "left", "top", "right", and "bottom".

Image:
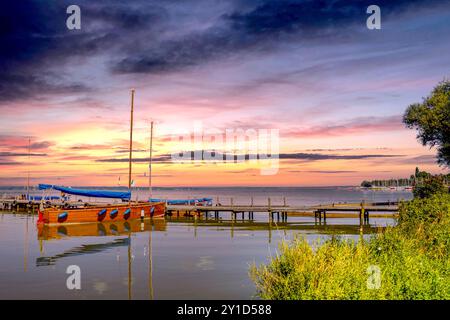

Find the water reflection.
[
  {"left": 37, "top": 219, "right": 166, "bottom": 240},
  {"left": 35, "top": 219, "right": 165, "bottom": 300},
  {"left": 36, "top": 238, "right": 130, "bottom": 266},
  {"left": 0, "top": 213, "right": 393, "bottom": 299},
  {"left": 166, "top": 216, "right": 383, "bottom": 240}
]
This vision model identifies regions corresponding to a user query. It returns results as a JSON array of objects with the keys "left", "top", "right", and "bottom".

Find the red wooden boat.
[{"left": 37, "top": 202, "right": 165, "bottom": 225}]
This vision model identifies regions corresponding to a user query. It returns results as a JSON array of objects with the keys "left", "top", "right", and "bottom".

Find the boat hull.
[{"left": 38, "top": 202, "right": 165, "bottom": 225}]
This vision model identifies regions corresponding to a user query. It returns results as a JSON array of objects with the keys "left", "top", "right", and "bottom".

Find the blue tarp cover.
[{"left": 38, "top": 184, "right": 131, "bottom": 200}]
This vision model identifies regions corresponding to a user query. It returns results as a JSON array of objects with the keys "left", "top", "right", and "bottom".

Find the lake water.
[{"left": 0, "top": 187, "right": 412, "bottom": 299}]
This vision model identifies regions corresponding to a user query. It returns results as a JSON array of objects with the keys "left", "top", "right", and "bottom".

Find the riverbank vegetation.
[{"left": 250, "top": 194, "right": 450, "bottom": 299}]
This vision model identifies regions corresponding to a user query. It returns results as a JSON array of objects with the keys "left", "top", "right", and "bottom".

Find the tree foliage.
[
  {"left": 413, "top": 175, "right": 448, "bottom": 199},
  {"left": 403, "top": 80, "right": 450, "bottom": 167}
]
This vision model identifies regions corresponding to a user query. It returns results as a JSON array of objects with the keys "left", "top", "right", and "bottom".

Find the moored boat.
[{"left": 38, "top": 202, "right": 165, "bottom": 227}]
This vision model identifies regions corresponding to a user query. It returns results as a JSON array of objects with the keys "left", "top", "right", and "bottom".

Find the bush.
[
  {"left": 413, "top": 175, "right": 447, "bottom": 199},
  {"left": 250, "top": 195, "right": 450, "bottom": 299}
]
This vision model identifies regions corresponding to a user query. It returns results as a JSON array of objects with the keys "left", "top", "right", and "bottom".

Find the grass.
[{"left": 250, "top": 194, "right": 450, "bottom": 299}]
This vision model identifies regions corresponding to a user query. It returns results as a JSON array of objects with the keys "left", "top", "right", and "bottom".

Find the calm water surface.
[{"left": 0, "top": 187, "right": 411, "bottom": 299}]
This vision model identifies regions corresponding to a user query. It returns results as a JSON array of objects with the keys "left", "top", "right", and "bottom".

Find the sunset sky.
[{"left": 1, "top": 0, "right": 450, "bottom": 187}]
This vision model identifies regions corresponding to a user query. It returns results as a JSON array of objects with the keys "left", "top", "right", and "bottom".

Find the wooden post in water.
[
  {"left": 128, "top": 233, "right": 132, "bottom": 300},
  {"left": 148, "top": 224, "right": 153, "bottom": 300},
  {"left": 360, "top": 201, "right": 365, "bottom": 226}
]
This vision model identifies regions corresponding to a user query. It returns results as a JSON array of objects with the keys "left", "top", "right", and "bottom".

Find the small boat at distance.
[{"left": 149, "top": 197, "right": 213, "bottom": 206}]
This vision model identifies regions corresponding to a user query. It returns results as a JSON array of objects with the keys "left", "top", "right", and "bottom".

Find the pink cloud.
[{"left": 284, "top": 115, "right": 405, "bottom": 138}]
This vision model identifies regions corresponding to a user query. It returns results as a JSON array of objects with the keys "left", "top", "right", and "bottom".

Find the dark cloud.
[
  {"left": 96, "top": 151, "right": 401, "bottom": 163},
  {"left": 305, "top": 147, "right": 390, "bottom": 152},
  {"left": 59, "top": 155, "right": 97, "bottom": 161},
  {"left": 113, "top": 0, "right": 447, "bottom": 74},
  {"left": 0, "top": 0, "right": 167, "bottom": 102},
  {"left": 0, "top": 152, "right": 47, "bottom": 157},
  {"left": 112, "top": 25, "right": 237, "bottom": 74},
  {"left": 0, "top": 135, "right": 53, "bottom": 150},
  {"left": 278, "top": 153, "right": 401, "bottom": 161},
  {"left": 0, "top": 161, "right": 23, "bottom": 166},
  {"left": 226, "top": 0, "right": 441, "bottom": 35},
  {"left": 15, "top": 141, "right": 52, "bottom": 151},
  {"left": 287, "top": 170, "right": 358, "bottom": 173},
  {"left": 114, "top": 149, "right": 147, "bottom": 154},
  {"left": 69, "top": 144, "right": 112, "bottom": 150},
  {"left": 1, "top": 0, "right": 448, "bottom": 101},
  {"left": 97, "top": 155, "right": 172, "bottom": 163},
  {"left": 28, "top": 141, "right": 54, "bottom": 150},
  {"left": 0, "top": 1, "right": 89, "bottom": 101}
]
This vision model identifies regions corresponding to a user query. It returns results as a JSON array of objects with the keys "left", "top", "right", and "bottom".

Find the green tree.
[
  {"left": 413, "top": 175, "right": 447, "bottom": 199},
  {"left": 403, "top": 80, "right": 450, "bottom": 167},
  {"left": 361, "top": 180, "right": 372, "bottom": 188}
]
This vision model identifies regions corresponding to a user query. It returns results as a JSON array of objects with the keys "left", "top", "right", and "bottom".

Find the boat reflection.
[
  {"left": 35, "top": 218, "right": 165, "bottom": 300},
  {"left": 36, "top": 238, "right": 130, "bottom": 266},
  {"left": 37, "top": 218, "right": 166, "bottom": 240}
]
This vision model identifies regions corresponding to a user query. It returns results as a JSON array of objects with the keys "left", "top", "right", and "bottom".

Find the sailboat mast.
[
  {"left": 27, "top": 137, "right": 30, "bottom": 199},
  {"left": 149, "top": 121, "right": 153, "bottom": 199},
  {"left": 128, "top": 89, "right": 135, "bottom": 190}
]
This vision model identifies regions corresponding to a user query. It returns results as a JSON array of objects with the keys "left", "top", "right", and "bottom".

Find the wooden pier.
[
  {"left": 164, "top": 201, "right": 398, "bottom": 224},
  {"left": 0, "top": 197, "right": 399, "bottom": 224}
]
